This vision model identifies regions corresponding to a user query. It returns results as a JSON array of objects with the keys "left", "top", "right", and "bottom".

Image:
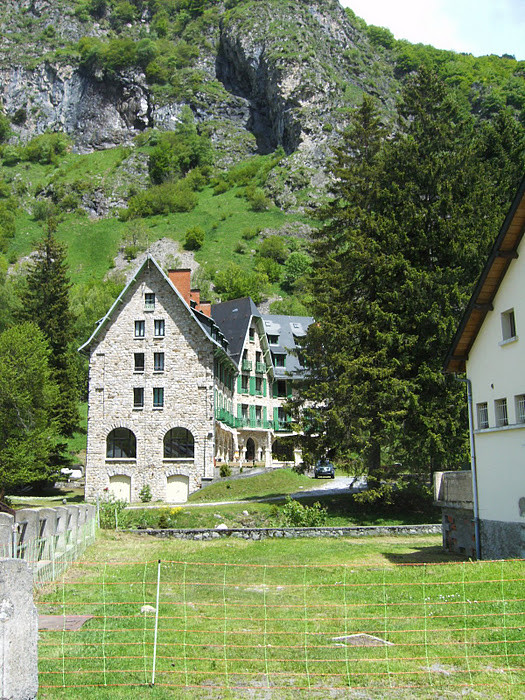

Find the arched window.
[
  {"left": 106, "top": 428, "right": 136, "bottom": 458},
  {"left": 164, "top": 428, "right": 194, "bottom": 459}
]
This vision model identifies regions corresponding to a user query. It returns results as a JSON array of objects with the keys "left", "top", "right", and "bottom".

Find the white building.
[
  {"left": 441, "top": 178, "right": 525, "bottom": 559},
  {"left": 80, "top": 257, "right": 312, "bottom": 503}
]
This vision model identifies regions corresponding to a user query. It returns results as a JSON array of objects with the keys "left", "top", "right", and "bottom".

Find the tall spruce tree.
[
  {"left": 302, "top": 69, "right": 525, "bottom": 477},
  {"left": 300, "top": 96, "right": 409, "bottom": 474},
  {"left": 19, "top": 226, "right": 79, "bottom": 436}
]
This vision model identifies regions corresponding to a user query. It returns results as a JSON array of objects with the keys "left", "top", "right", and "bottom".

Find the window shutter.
[
  {"left": 237, "top": 375, "right": 242, "bottom": 393},
  {"left": 249, "top": 377, "right": 256, "bottom": 395},
  {"left": 263, "top": 379, "right": 267, "bottom": 397},
  {"left": 237, "top": 404, "right": 242, "bottom": 420},
  {"left": 287, "top": 381, "right": 292, "bottom": 399},
  {"left": 273, "top": 407, "right": 279, "bottom": 425},
  {"left": 273, "top": 382, "right": 278, "bottom": 398},
  {"left": 263, "top": 406, "right": 267, "bottom": 426},
  {"left": 249, "top": 405, "right": 255, "bottom": 421}
]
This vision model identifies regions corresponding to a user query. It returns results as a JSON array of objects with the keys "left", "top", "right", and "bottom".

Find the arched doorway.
[{"left": 245, "top": 437, "right": 256, "bottom": 462}]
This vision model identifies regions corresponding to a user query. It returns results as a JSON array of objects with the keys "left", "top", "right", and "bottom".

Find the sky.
[{"left": 339, "top": 0, "right": 525, "bottom": 60}]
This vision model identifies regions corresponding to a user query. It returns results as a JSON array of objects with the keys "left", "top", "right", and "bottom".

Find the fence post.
[{"left": 0, "top": 559, "right": 38, "bottom": 699}]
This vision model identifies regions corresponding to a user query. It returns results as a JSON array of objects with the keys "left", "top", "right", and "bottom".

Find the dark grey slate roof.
[
  {"left": 211, "top": 297, "right": 261, "bottom": 364},
  {"left": 261, "top": 313, "right": 314, "bottom": 379}
]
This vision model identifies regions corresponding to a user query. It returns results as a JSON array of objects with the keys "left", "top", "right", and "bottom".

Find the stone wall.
[{"left": 129, "top": 524, "right": 442, "bottom": 541}]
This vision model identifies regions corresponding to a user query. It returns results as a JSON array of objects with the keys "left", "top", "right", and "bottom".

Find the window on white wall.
[
  {"left": 476, "top": 402, "right": 489, "bottom": 429},
  {"left": 515, "top": 394, "right": 525, "bottom": 424},
  {"left": 501, "top": 309, "right": 517, "bottom": 341},
  {"left": 154, "top": 319, "right": 165, "bottom": 337},
  {"left": 494, "top": 398, "right": 508, "bottom": 427}
]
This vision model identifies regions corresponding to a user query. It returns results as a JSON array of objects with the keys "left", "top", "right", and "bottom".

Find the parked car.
[{"left": 314, "top": 460, "right": 335, "bottom": 479}]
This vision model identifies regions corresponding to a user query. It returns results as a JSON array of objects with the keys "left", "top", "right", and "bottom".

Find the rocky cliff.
[{"left": 0, "top": 0, "right": 395, "bottom": 172}]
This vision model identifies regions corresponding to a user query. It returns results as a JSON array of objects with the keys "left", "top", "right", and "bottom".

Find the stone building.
[{"left": 80, "top": 256, "right": 312, "bottom": 503}]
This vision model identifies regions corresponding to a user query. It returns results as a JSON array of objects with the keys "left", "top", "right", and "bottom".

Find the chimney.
[
  {"left": 190, "top": 288, "right": 200, "bottom": 308},
  {"left": 168, "top": 269, "right": 191, "bottom": 306},
  {"left": 198, "top": 301, "right": 212, "bottom": 318}
]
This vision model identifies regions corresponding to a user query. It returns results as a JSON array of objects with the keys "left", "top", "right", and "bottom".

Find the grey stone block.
[{"left": 0, "top": 559, "right": 38, "bottom": 700}]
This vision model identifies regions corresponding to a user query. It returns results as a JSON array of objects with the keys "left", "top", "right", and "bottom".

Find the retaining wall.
[{"left": 129, "top": 523, "right": 441, "bottom": 540}]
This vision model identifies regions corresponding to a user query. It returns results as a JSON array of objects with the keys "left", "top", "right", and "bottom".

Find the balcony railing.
[
  {"left": 255, "top": 362, "right": 266, "bottom": 374},
  {"left": 242, "top": 359, "right": 252, "bottom": 372}
]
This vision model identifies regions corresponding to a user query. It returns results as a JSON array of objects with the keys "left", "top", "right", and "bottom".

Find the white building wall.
[{"left": 467, "top": 234, "right": 525, "bottom": 527}]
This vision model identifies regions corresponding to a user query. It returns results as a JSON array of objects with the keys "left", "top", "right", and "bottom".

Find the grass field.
[{"left": 36, "top": 532, "right": 525, "bottom": 699}]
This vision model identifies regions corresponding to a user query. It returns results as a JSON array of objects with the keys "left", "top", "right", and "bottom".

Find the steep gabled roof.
[
  {"left": 79, "top": 256, "right": 235, "bottom": 368},
  {"left": 444, "top": 177, "right": 525, "bottom": 373},
  {"left": 211, "top": 297, "right": 260, "bottom": 364}
]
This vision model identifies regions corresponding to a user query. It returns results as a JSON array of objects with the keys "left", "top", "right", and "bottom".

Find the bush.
[
  {"left": 214, "top": 262, "right": 269, "bottom": 304},
  {"left": 219, "top": 463, "right": 232, "bottom": 478},
  {"left": 254, "top": 256, "right": 281, "bottom": 282},
  {"left": 241, "top": 226, "right": 259, "bottom": 240},
  {"left": 126, "top": 179, "right": 197, "bottom": 218},
  {"left": 282, "top": 251, "right": 312, "bottom": 290},
  {"left": 98, "top": 495, "right": 128, "bottom": 529},
  {"left": 279, "top": 497, "right": 327, "bottom": 527},
  {"left": 259, "top": 235, "right": 287, "bottom": 263},
  {"left": 139, "top": 484, "right": 152, "bottom": 503},
  {"left": 184, "top": 225, "right": 205, "bottom": 250},
  {"left": 32, "top": 199, "right": 58, "bottom": 221},
  {"left": 23, "top": 133, "right": 70, "bottom": 165}
]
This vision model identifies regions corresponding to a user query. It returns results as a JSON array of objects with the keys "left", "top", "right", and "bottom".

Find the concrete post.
[
  {"left": 0, "top": 559, "right": 38, "bottom": 700},
  {"left": 14, "top": 510, "right": 39, "bottom": 561},
  {"left": 0, "top": 514, "right": 13, "bottom": 557},
  {"left": 54, "top": 506, "right": 68, "bottom": 555}
]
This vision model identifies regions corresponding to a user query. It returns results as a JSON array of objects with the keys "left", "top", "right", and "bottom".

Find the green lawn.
[
  {"left": 188, "top": 468, "right": 316, "bottom": 503},
  {"left": 36, "top": 532, "right": 525, "bottom": 699}
]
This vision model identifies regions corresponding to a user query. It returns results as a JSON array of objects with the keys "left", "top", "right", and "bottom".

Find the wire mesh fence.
[{"left": 36, "top": 557, "right": 525, "bottom": 696}]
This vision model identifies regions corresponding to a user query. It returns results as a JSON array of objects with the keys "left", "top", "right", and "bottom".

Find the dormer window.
[
  {"left": 268, "top": 334, "right": 279, "bottom": 345},
  {"left": 144, "top": 293, "right": 155, "bottom": 311},
  {"left": 501, "top": 309, "right": 516, "bottom": 342}
]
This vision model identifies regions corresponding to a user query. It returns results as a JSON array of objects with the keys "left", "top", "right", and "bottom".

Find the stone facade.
[
  {"left": 83, "top": 260, "right": 221, "bottom": 503},
  {"left": 81, "top": 257, "right": 313, "bottom": 504}
]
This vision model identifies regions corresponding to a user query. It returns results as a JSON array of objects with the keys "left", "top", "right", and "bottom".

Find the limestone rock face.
[
  {"left": 0, "top": 64, "right": 152, "bottom": 152},
  {"left": 0, "top": 0, "right": 394, "bottom": 197}
]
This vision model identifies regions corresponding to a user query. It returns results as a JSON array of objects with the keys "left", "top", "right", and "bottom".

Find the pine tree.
[
  {"left": 300, "top": 96, "right": 408, "bottom": 474},
  {"left": 302, "top": 70, "right": 525, "bottom": 477},
  {"left": 19, "top": 226, "right": 79, "bottom": 436}
]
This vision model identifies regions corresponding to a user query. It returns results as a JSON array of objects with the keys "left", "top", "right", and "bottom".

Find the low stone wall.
[{"left": 129, "top": 523, "right": 441, "bottom": 540}]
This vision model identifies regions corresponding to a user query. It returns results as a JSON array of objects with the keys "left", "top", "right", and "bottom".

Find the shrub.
[
  {"left": 241, "top": 226, "right": 258, "bottom": 240},
  {"left": 213, "top": 178, "right": 229, "bottom": 195},
  {"left": 184, "top": 225, "right": 205, "bottom": 250},
  {"left": 139, "top": 484, "right": 152, "bottom": 503},
  {"left": 259, "top": 236, "right": 287, "bottom": 263},
  {"left": 279, "top": 497, "right": 327, "bottom": 527},
  {"left": 246, "top": 186, "right": 271, "bottom": 211},
  {"left": 23, "top": 133, "right": 70, "bottom": 165},
  {"left": 219, "top": 463, "right": 232, "bottom": 478},
  {"left": 214, "top": 262, "right": 269, "bottom": 304},
  {"left": 127, "top": 179, "right": 197, "bottom": 218},
  {"left": 98, "top": 495, "right": 128, "bottom": 529},
  {"left": 282, "top": 251, "right": 312, "bottom": 290},
  {"left": 235, "top": 241, "right": 247, "bottom": 254},
  {"left": 254, "top": 256, "right": 281, "bottom": 282},
  {"left": 32, "top": 199, "right": 58, "bottom": 221}
]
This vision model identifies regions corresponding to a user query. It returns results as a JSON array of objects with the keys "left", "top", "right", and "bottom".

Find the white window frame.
[
  {"left": 494, "top": 398, "right": 508, "bottom": 427},
  {"left": 154, "top": 319, "right": 165, "bottom": 337},
  {"left": 154, "top": 352, "right": 165, "bottom": 372},
  {"left": 501, "top": 308, "right": 517, "bottom": 342},
  {"left": 476, "top": 402, "right": 489, "bottom": 430},
  {"left": 515, "top": 394, "right": 525, "bottom": 424},
  {"left": 133, "top": 387, "right": 144, "bottom": 409},
  {"left": 134, "top": 320, "right": 145, "bottom": 338},
  {"left": 144, "top": 292, "right": 155, "bottom": 312},
  {"left": 153, "top": 387, "right": 164, "bottom": 408}
]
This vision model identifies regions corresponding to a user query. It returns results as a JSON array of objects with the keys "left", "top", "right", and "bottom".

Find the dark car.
[{"left": 314, "top": 460, "right": 335, "bottom": 479}]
